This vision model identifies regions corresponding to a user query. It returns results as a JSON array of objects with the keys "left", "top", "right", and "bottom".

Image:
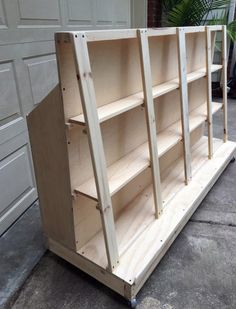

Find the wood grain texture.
[
  {"left": 27, "top": 86, "right": 76, "bottom": 250},
  {"left": 205, "top": 26, "right": 213, "bottom": 158},
  {"left": 137, "top": 29, "right": 162, "bottom": 218},
  {"left": 222, "top": 25, "right": 228, "bottom": 142},
  {"left": 177, "top": 28, "right": 192, "bottom": 184},
  {"left": 72, "top": 32, "right": 119, "bottom": 271}
]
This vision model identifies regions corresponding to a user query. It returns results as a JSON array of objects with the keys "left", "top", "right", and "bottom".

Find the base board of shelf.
[{"left": 48, "top": 138, "right": 236, "bottom": 301}]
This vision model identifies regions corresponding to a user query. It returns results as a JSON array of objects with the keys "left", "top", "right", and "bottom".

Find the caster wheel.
[
  {"left": 128, "top": 298, "right": 137, "bottom": 308},
  {"left": 230, "top": 157, "right": 235, "bottom": 163}
]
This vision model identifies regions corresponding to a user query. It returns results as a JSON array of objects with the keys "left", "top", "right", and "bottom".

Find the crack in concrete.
[{"left": 190, "top": 218, "right": 236, "bottom": 228}]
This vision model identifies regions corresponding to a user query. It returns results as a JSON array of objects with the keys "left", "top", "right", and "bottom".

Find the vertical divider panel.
[
  {"left": 177, "top": 28, "right": 192, "bottom": 184},
  {"left": 72, "top": 32, "right": 119, "bottom": 272},
  {"left": 222, "top": 25, "right": 228, "bottom": 142},
  {"left": 137, "top": 29, "right": 163, "bottom": 218},
  {"left": 205, "top": 26, "right": 213, "bottom": 158}
]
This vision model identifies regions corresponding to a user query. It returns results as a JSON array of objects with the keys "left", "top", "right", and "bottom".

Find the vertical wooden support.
[
  {"left": 222, "top": 25, "right": 228, "bottom": 142},
  {"left": 137, "top": 29, "right": 162, "bottom": 218},
  {"left": 205, "top": 26, "right": 213, "bottom": 158},
  {"left": 177, "top": 28, "right": 192, "bottom": 184},
  {"left": 72, "top": 33, "right": 119, "bottom": 272}
]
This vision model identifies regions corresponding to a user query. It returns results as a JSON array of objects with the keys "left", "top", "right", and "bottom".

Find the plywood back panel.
[
  {"left": 89, "top": 38, "right": 142, "bottom": 108},
  {"left": 186, "top": 32, "right": 206, "bottom": 72}
]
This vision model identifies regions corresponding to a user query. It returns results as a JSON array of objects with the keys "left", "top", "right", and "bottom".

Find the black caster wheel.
[
  {"left": 127, "top": 298, "right": 137, "bottom": 308},
  {"left": 230, "top": 157, "right": 235, "bottom": 163}
]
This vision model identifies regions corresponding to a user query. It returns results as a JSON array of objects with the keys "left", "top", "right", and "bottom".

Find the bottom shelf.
[
  {"left": 78, "top": 137, "right": 235, "bottom": 280},
  {"left": 49, "top": 137, "right": 236, "bottom": 299}
]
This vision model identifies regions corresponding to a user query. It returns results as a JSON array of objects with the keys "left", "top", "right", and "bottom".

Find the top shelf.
[{"left": 69, "top": 64, "right": 222, "bottom": 126}]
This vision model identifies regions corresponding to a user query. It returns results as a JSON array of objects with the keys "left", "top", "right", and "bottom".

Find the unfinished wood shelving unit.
[{"left": 28, "top": 26, "right": 236, "bottom": 306}]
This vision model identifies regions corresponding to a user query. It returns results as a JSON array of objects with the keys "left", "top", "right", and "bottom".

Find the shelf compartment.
[
  {"left": 78, "top": 136, "right": 229, "bottom": 270},
  {"left": 187, "top": 64, "right": 222, "bottom": 83},
  {"left": 69, "top": 65, "right": 222, "bottom": 126},
  {"left": 168, "top": 101, "right": 222, "bottom": 136},
  {"left": 74, "top": 102, "right": 222, "bottom": 201}
]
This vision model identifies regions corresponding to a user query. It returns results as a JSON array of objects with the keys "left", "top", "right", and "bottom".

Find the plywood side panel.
[{"left": 27, "top": 86, "right": 76, "bottom": 250}]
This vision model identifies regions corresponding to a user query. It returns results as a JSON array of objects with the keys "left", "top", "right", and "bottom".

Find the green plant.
[{"left": 162, "top": 0, "right": 236, "bottom": 41}]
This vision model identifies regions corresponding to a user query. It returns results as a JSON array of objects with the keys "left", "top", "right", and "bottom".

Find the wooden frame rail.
[
  {"left": 73, "top": 33, "right": 119, "bottom": 272},
  {"left": 177, "top": 28, "right": 192, "bottom": 184},
  {"left": 206, "top": 26, "right": 214, "bottom": 159},
  {"left": 137, "top": 29, "right": 163, "bottom": 218},
  {"left": 222, "top": 25, "right": 228, "bottom": 142},
  {"left": 205, "top": 25, "right": 227, "bottom": 159}
]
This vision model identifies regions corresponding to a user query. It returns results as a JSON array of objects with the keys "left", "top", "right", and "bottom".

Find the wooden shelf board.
[
  {"left": 168, "top": 101, "right": 222, "bottom": 136},
  {"left": 78, "top": 138, "right": 236, "bottom": 282},
  {"left": 187, "top": 64, "right": 222, "bottom": 83},
  {"left": 69, "top": 65, "right": 222, "bottom": 126},
  {"left": 74, "top": 102, "right": 222, "bottom": 201}
]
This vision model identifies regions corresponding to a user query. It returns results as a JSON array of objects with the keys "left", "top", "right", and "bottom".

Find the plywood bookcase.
[{"left": 27, "top": 26, "right": 236, "bottom": 305}]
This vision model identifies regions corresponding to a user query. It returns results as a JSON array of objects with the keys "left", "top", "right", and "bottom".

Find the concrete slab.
[
  {"left": 0, "top": 202, "right": 45, "bottom": 309},
  {"left": 10, "top": 222, "right": 236, "bottom": 309}
]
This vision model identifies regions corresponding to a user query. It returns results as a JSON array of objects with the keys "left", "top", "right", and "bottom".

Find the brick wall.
[{"left": 148, "top": 0, "right": 162, "bottom": 27}]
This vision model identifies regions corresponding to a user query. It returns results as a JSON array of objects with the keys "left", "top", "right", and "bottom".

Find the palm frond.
[
  {"left": 162, "top": 0, "right": 182, "bottom": 12},
  {"left": 162, "top": 0, "right": 230, "bottom": 27},
  {"left": 227, "top": 20, "right": 236, "bottom": 41}
]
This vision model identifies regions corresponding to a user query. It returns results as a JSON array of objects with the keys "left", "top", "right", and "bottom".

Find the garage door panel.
[
  {"left": 17, "top": 0, "right": 61, "bottom": 25},
  {"left": 114, "top": 0, "right": 130, "bottom": 26},
  {"left": 66, "top": 0, "right": 93, "bottom": 26},
  {"left": 0, "top": 117, "right": 26, "bottom": 146},
  {"left": 0, "top": 146, "right": 34, "bottom": 215},
  {"left": 96, "top": 0, "right": 113, "bottom": 25},
  {"left": 0, "top": 62, "right": 21, "bottom": 121},
  {"left": 0, "top": 0, "right": 7, "bottom": 28},
  {"left": 0, "top": 186, "right": 37, "bottom": 235},
  {"left": 0, "top": 130, "right": 27, "bottom": 161},
  {"left": 25, "top": 54, "right": 58, "bottom": 105}
]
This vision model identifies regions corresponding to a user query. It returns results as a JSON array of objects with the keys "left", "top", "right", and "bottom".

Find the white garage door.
[{"left": 0, "top": 0, "right": 131, "bottom": 235}]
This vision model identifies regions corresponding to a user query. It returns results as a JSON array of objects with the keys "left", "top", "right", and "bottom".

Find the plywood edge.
[{"left": 27, "top": 86, "right": 76, "bottom": 251}]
